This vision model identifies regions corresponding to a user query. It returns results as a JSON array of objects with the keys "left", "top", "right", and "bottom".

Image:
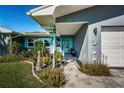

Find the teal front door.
[{"left": 61, "top": 37, "right": 73, "bottom": 54}]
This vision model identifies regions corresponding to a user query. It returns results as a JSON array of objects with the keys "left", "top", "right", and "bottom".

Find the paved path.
[{"left": 63, "top": 59, "right": 124, "bottom": 88}]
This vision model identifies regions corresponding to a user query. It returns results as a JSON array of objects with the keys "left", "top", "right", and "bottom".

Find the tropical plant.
[
  {"left": 36, "top": 67, "right": 66, "bottom": 88},
  {"left": 35, "top": 41, "right": 47, "bottom": 57},
  {"left": 55, "top": 52, "right": 63, "bottom": 63},
  {"left": 77, "top": 60, "right": 111, "bottom": 76}
]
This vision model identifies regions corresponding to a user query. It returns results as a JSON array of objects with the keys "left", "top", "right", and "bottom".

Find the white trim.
[
  {"left": 56, "top": 22, "right": 88, "bottom": 24},
  {"left": 27, "top": 5, "right": 52, "bottom": 15}
]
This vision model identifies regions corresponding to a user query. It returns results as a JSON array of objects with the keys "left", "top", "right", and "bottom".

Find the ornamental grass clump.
[
  {"left": 36, "top": 67, "right": 66, "bottom": 88},
  {"left": 77, "top": 60, "right": 111, "bottom": 76}
]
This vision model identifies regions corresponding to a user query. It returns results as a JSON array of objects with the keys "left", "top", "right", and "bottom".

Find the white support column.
[
  {"left": 36, "top": 51, "right": 41, "bottom": 71},
  {"left": 52, "top": 24, "right": 56, "bottom": 68},
  {"left": 52, "top": 32, "right": 56, "bottom": 68}
]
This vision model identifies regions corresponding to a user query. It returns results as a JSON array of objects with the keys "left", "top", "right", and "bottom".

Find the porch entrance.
[{"left": 61, "top": 36, "right": 73, "bottom": 54}]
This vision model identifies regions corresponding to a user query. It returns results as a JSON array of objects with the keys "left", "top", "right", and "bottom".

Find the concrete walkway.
[{"left": 63, "top": 59, "right": 124, "bottom": 88}]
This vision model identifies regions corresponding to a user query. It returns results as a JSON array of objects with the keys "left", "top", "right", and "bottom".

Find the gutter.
[
  {"left": 11, "top": 33, "right": 22, "bottom": 39},
  {"left": 27, "top": 5, "right": 52, "bottom": 15}
]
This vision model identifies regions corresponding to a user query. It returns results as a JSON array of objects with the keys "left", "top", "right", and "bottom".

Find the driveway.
[{"left": 63, "top": 59, "right": 124, "bottom": 88}]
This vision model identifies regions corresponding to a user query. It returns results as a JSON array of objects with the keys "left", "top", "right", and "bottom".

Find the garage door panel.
[
  {"left": 121, "top": 32, "right": 124, "bottom": 37},
  {"left": 102, "top": 39, "right": 121, "bottom": 47},
  {"left": 102, "top": 26, "right": 124, "bottom": 67},
  {"left": 102, "top": 31, "right": 121, "bottom": 38},
  {"left": 121, "top": 39, "right": 124, "bottom": 45},
  {"left": 107, "top": 59, "right": 121, "bottom": 65},
  {"left": 102, "top": 48, "right": 121, "bottom": 54}
]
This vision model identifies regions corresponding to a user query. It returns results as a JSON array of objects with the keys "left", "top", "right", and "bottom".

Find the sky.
[{"left": 0, "top": 5, "right": 46, "bottom": 32}]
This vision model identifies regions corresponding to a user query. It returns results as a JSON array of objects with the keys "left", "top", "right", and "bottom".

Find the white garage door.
[{"left": 101, "top": 26, "right": 124, "bottom": 67}]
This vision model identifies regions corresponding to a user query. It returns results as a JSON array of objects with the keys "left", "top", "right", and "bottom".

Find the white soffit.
[
  {"left": 28, "top": 5, "right": 94, "bottom": 18},
  {"left": 56, "top": 22, "right": 87, "bottom": 35},
  {"left": 30, "top": 5, "right": 57, "bottom": 16},
  {"left": 27, "top": 5, "right": 93, "bottom": 33},
  {"left": 32, "top": 15, "right": 54, "bottom": 26},
  {"left": 54, "top": 5, "right": 94, "bottom": 18}
]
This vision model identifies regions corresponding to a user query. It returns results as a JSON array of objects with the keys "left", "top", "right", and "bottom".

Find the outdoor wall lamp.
[{"left": 93, "top": 28, "right": 97, "bottom": 36}]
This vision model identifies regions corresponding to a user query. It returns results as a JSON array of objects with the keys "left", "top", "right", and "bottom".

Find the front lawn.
[{"left": 0, "top": 62, "right": 42, "bottom": 88}]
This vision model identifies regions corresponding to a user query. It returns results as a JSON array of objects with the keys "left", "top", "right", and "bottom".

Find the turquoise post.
[
  {"left": 60, "top": 37, "right": 62, "bottom": 53},
  {"left": 52, "top": 25, "right": 56, "bottom": 68}
]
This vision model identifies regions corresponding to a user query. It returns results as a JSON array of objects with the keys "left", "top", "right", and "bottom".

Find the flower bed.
[
  {"left": 36, "top": 67, "right": 66, "bottom": 88},
  {"left": 77, "top": 60, "right": 111, "bottom": 76}
]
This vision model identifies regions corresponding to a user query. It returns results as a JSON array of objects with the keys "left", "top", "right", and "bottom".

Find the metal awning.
[{"left": 56, "top": 22, "right": 88, "bottom": 36}]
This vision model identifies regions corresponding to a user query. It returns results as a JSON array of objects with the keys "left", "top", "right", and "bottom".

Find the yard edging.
[{"left": 24, "top": 61, "right": 43, "bottom": 83}]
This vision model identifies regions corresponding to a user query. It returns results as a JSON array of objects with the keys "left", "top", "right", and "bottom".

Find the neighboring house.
[
  {"left": 0, "top": 27, "right": 19, "bottom": 54},
  {"left": 22, "top": 32, "right": 51, "bottom": 51},
  {"left": 0, "top": 27, "right": 52, "bottom": 54},
  {"left": 27, "top": 5, "right": 124, "bottom": 67}
]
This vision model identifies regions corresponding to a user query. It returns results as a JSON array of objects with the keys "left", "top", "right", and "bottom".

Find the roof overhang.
[
  {"left": 27, "top": 5, "right": 94, "bottom": 31},
  {"left": 56, "top": 22, "right": 88, "bottom": 36},
  {"left": 27, "top": 5, "right": 94, "bottom": 18},
  {"left": 27, "top": 5, "right": 57, "bottom": 28},
  {"left": 22, "top": 32, "right": 51, "bottom": 37},
  {"left": 0, "top": 27, "right": 19, "bottom": 35}
]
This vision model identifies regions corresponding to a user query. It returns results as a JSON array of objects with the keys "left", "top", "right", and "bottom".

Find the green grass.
[{"left": 0, "top": 62, "right": 42, "bottom": 88}]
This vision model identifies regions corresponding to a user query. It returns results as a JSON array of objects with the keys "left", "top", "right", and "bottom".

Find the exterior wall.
[
  {"left": 23, "top": 37, "right": 52, "bottom": 50},
  {"left": 0, "top": 33, "right": 10, "bottom": 54},
  {"left": 56, "top": 5, "right": 124, "bottom": 63},
  {"left": 74, "top": 24, "right": 88, "bottom": 62}
]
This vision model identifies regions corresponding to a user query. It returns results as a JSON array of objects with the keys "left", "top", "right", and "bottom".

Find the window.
[
  {"left": 28, "top": 38, "right": 34, "bottom": 47},
  {"left": 44, "top": 40, "right": 50, "bottom": 46}
]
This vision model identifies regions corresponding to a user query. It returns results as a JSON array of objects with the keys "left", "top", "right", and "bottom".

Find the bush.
[
  {"left": 21, "top": 50, "right": 37, "bottom": 61},
  {"left": 36, "top": 67, "right": 66, "bottom": 88},
  {"left": 8, "top": 41, "right": 22, "bottom": 55},
  {"left": 77, "top": 60, "right": 111, "bottom": 76},
  {"left": 55, "top": 52, "right": 63, "bottom": 63},
  {"left": 40, "top": 55, "right": 52, "bottom": 68},
  {"left": 0, "top": 54, "right": 24, "bottom": 63}
]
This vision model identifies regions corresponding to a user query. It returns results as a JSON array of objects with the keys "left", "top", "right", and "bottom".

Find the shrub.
[
  {"left": 40, "top": 55, "right": 52, "bottom": 67},
  {"left": 77, "top": 60, "right": 111, "bottom": 76},
  {"left": 55, "top": 52, "right": 63, "bottom": 63},
  {"left": 8, "top": 41, "right": 22, "bottom": 55},
  {"left": 35, "top": 41, "right": 47, "bottom": 57},
  {"left": 21, "top": 50, "right": 37, "bottom": 61},
  {"left": 0, "top": 54, "right": 24, "bottom": 63},
  {"left": 36, "top": 67, "right": 66, "bottom": 88}
]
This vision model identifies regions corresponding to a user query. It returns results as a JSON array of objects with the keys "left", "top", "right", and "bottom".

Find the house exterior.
[
  {"left": 0, "top": 27, "right": 19, "bottom": 54},
  {"left": 27, "top": 5, "right": 124, "bottom": 67},
  {"left": 0, "top": 27, "right": 52, "bottom": 54}
]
